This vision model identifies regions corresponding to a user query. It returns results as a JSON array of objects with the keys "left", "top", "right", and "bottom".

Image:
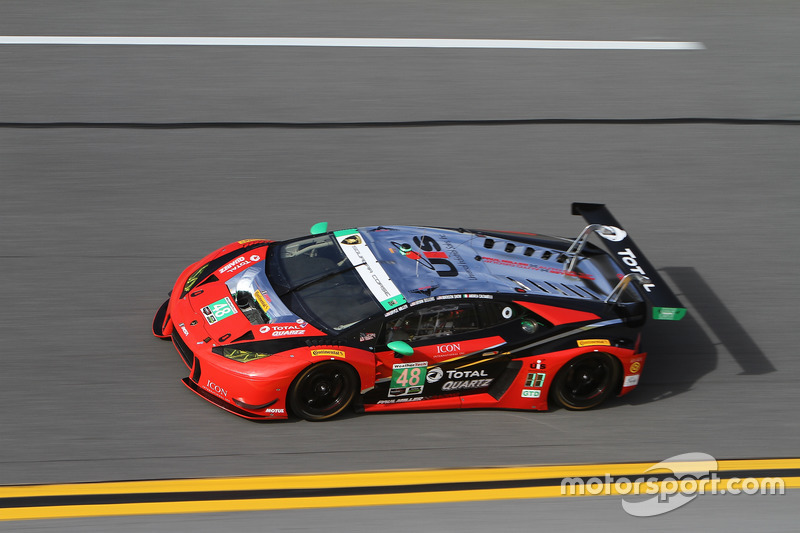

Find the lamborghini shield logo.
[{"left": 341, "top": 235, "right": 362, "bottom": 245}]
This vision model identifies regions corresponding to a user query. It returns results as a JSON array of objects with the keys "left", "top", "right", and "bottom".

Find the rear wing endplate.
[{"left": 571, "top": 202, "right": 686, "bottom": 321}]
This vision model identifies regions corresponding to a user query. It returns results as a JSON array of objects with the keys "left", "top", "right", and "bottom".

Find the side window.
[
  {"left": 385, "top": 303, "right": 479, "bottom": 343},
  {"left": 480, "top": 302, "right": 529, "bottom": 327}
]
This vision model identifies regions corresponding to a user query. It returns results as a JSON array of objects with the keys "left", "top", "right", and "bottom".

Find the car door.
[{"left": 372, "top": 300, "right": 510, "bottom": 401}]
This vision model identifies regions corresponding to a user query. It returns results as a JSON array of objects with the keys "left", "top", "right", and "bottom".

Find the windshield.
[{"left": 267, "top": 234, "right": 382, "bottom": 331}]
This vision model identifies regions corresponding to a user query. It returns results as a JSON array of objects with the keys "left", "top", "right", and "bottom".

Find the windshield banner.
[{"left": 334, "top": 229, "right": 407, "bottom": 310}]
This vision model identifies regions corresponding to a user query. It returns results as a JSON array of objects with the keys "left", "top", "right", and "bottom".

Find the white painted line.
[{"left": 0, "top": 36, "right": 705, "bottom": 50}]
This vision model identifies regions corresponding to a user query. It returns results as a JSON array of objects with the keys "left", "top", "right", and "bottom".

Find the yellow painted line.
[
  {"left": 4, "top": 458, "right": 799, "bottom": 498},
  {"left": 3, "top": 478, "right": 800, "bottom": 521},
  {"left": 2, "top": 459, "right": 799, "bottom": 521}
]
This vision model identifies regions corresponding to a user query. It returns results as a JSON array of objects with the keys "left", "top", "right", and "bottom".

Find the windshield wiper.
[{"left": 277, "top": 262, "right": 365, "bottom": 297}]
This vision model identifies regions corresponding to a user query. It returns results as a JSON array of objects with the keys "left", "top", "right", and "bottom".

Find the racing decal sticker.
[
  {"left": 629, "top": 361, "right": 642, "bottom": 374},
  {"left": 334, "top": 230, "right": 407, "bottom": 310},
  {"left": 577, "top": 339, "right": 611, "bottom": 347},
  {"left": 521, "top": 390, "right": 541, "bottom": 398},
  {"left": 377, "top": 397, "right": 424, "bottom": 404},
  {"left": 524, "top": 372, "right": 546, "bottom": 388},
  {"left": 389, "top": 362, "right": 427, "bottom": 397},
  {"left": 419, "top": 336, "right": 506, "bottom": 361},
  {"left": 481, "top": 256, "right": 595, "bottom": 280},
  {"left": 623, "top": 374, "right": 640, "bottom": 387},
  {"left": 615, "top": 248, "right": 656, "bottom": 293},
  {"left": 340, "top": 234, "right": 362, "bottom": 245},
  {"left": 258, "top": 320, "right": 323, "bottom": 338},
  {"left": 203, "top": 379, "right": 228, "bottom": 398},
  {"left": 254, "top": 290, "right": 271, "bottom": 315},
  {"left": 201, "top": 297, "right": 238, "bottom": 325},
  {"left": 217, "top": 250, "right": 264, "bottom": 276},
  {"left": 597, "top": 225, "right": 628, "bottom": 242},
  {"left": 311, "top": 349, "right": 346, "bottom": 358},
  {"left": 426, "top": 367, "right": 444, "bottom": 383},
  {"left": 439, "top": 369, "right": 493, "bottom": 391},
  {"left": 392, "top": 235, "right": 478, "bottom": 281}
]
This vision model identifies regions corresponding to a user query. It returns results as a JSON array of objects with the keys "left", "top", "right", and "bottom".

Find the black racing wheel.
[
  {"left": 551, "top": 352, "right": 620, "bottom": 410},
  {"left": 289, "top": 361, "right": 358, "bottom": 421}
]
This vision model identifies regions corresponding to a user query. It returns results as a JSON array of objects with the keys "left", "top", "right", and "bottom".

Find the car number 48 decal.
[
  {"left": 390, "top": 362, "right": 428, "bottom": 396},
  {"left": 201, "top": 297, "right": 238, "bottom": 325}
]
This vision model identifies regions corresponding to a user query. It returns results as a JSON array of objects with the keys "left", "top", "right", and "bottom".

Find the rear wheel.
[
  {"left": 289, "top": 362, "right": 358, "bottom": 421},
  {"left": 551, "top": 352, "right": 619, "bottom": 410}
]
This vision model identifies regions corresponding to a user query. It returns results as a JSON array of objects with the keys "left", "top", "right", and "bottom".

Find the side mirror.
[
  {"left": 310, "top": 222, "right": 328, "bottom": 235},
  {"left": 387, "top": 341, "right": 414, "bottom": 358}
]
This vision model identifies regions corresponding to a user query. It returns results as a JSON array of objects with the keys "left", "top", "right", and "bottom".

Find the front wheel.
[
  {"left": 289, "top": 362, "right": 358, "bottom": 421},
  {"left": 551, "top": 352, "right": 620, "bottom": 410}
]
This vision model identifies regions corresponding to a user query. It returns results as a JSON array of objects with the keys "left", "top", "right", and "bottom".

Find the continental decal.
[
  {"left": 311, "top": 349, "right": 346, "bottom": 358},
  {"left": 577, "top": 339, "right": 611, "bottom": 347},
  {"left": 254, "top": 290, "right": 271, "bottom": 314}
]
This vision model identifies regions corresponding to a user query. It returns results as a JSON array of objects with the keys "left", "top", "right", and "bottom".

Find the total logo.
[
  {"left": 616, "top": 248, "right": 656, "bottom": 293},
  {"left": 446, "top": 369, "right": 488, "bottom": 379},
  {"left": 597, "top": 225, "right": 628, "bottom": 242},
  {"left": 218, "top": 253, "right": 262, "bottom": 275},
  {"left": 259, "top": 320, "right": 308, "bottom": 337},
  {"left": 426, "top": 367, "right": 444, "bottom": 383}
]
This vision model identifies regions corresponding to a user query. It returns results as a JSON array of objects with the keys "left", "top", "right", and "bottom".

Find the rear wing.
[{"left": 570, "top": 202, "right": 686, "bottom": 321}]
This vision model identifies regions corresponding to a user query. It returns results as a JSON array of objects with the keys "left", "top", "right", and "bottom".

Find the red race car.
[{"left": 153, "top": 203, "right": 685, "bottom": 421}]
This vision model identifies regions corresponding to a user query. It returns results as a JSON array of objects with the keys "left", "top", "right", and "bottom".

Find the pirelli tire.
[
  {"left": 288, "top": 361, "right": 358, "bottom": 421},
  {"left": 551, "top": 352, "right": 621, "bottom": 410}
]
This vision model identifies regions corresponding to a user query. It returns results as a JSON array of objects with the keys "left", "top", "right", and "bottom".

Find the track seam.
[{"left": 0, "top": 118, "right": 799, "bottom": 129}]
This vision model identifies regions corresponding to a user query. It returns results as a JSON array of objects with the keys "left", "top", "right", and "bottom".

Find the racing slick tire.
[
  {"left": 551, "top": 352, "right": 620, "bottom": 410},
  {"left": 289, "top": 361, "right": 358, "bottom": 421}
]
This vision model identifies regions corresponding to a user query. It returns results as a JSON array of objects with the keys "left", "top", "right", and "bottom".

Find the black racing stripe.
[
  {"left": 0, "top": 118, "right": 799, "bottom": 130},
  {"left": 2, "top": 468, "right": 797, "bottom": 509}
]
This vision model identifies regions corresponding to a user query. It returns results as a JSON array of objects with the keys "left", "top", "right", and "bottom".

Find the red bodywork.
[{"left": 154, "top": 236, "right": 647, "bottom": 421}]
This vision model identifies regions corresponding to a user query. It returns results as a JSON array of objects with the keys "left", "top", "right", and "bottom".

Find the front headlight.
[
  {"left": 213, "top": 346, "right": 272, "bottom": 363},
  {"left": 182, "top": 264, "right": 209, "bottom": 295}
]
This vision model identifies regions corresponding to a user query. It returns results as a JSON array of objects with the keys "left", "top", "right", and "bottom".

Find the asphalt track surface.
[{"left": 1, "top": 1, "right": 799, "bottom": 530}]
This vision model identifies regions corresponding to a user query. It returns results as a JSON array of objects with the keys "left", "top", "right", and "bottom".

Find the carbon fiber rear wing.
[{"left": 571, "top": 202, "right": 686, "bottom": 321}]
